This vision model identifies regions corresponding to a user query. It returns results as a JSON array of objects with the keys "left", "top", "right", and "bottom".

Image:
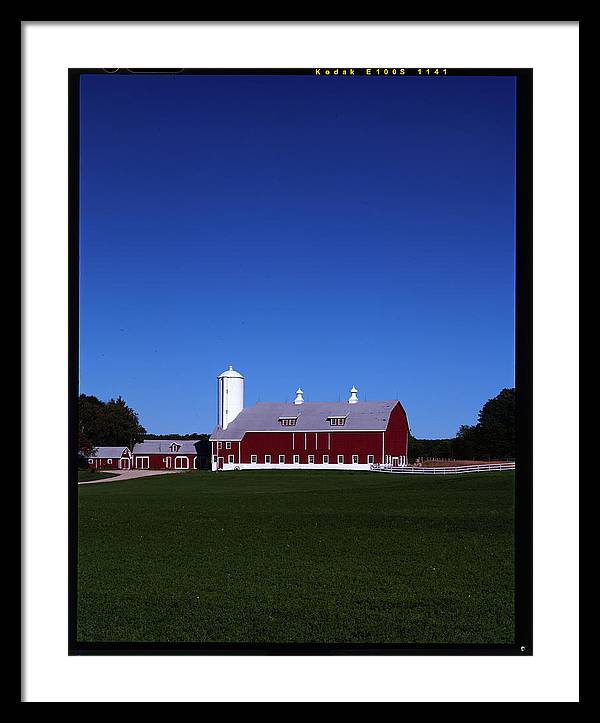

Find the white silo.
[{"left": 217, "top": 365, "right": 244, "bottom": 430}]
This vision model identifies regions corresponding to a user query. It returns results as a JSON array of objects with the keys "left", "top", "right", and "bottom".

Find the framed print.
[{"left": 68, "top": 66, "right": 532, "bottom": 656}]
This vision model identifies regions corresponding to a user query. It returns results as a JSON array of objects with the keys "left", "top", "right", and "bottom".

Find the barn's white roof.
[
  {"left": 91, "top": 446, "right": 131, "bottom": 458},
  {"left": 132, "top": 439, "right": 199, "bottom": 455},
  {"left": 210, "top": 401, "right": 401, "bottom": 441}
]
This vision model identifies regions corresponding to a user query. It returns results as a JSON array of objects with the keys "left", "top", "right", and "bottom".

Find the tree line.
[
  {"left": 79, "top": 387, "right": 515, "bottom": 464},
  {"left": 409, "top": 388, "right": 515, "bottom": 462},
  {"left": 78, "top": 395, "right": 212, "bottom": 460}
]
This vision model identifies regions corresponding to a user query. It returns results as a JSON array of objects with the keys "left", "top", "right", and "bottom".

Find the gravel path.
[{"left": 78, "top": 469, "right": 190, "bottom": 485}]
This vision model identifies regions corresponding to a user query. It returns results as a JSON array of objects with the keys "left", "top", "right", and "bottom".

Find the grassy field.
[
  {"left": 78, "top": 469, "right": 120, "bottom": 482},
  {"left": 77, "top": 470, "right": 515, "bottom": 644}
]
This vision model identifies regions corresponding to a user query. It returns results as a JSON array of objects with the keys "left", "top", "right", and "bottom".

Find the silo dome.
[{"left": 218, "top": 365, "right": 244, "bottom": 379}]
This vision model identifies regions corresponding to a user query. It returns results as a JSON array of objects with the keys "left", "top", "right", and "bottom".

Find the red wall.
[
  {"left": 240, "top": 430, "right": 384, "bottom": 464},
  {"left": 132, "top": 454, "right": 197, "bottom": 470},
  {"left": 89, "top": 453, "right": 131, "bottom": 470},
  {"left": 383, "top": 402, "right": 410, "bottom": 460}
]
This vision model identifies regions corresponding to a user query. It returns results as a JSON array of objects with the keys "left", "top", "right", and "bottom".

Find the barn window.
[
  {"left": 308, "top": 455, "right": 314, "bottom": 464},
  {"left": 327, "top": 417, "right": 346, "bottom": 426},
  {"left": 217, "top": 442, "right": 222, "bottom": 449},
  {"left": 293, "top": 454, "right": 300, "bottom": 464},
  {"left": 251, "top": 455, "right": 257, "bottom": 463},
  {"left": 228, "top": 455, "right": 234, "bottom": 463},
  {"left": 278, "top": 417, "right": 297, "bottom": 427},
  {"left": 212, "top": 455, "right": 217, "bottom": 463},
  {"left": 337, "top": 455, "right": 344, "bottom": 464},
  {"left": 322, "top": 455, "right": 329, "bottom": 464},
  {"left": 225, "top": 442, "right": 231, "bottom": 449},
  {"left": 367, "top": 455, "right": 374, "bottom": 464},
  {"left": 279, "top": 455, "right": 285, "bottom": 464},
  {"left": 264, "top": 455, "right": 271, "bottom": 464},
  {"left": 107, "top": 459, "right": 112, "bottom": 464},
  {"left": 352, "top": 455, "right": 359, "bottom": 464}
]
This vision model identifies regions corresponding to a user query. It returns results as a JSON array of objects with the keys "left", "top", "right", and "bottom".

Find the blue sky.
[{"left": 79, "top": 73, "right": 516, "bottom": 438}]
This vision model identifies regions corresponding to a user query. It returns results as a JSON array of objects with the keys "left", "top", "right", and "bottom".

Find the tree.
[
  {"left": 454, "top": 424, "right": 480, "bottom": 459},
  {"left": 78, "top": 429, "right": 96, "bottom": 457},
  {"left": 454, "top": 388, "right": 515, "bottom": 460},
  {"left": 475, "top": 387, "right": 515, "bottom": 459},
  {"left": 102, "top": 396, "right": 147, "bottom": 448},
  {"left": 78, "top": 394, "right": 106, "bottom": 445},
  {"left": 78, "top": 393, "right": 146, "bottom": 448}
]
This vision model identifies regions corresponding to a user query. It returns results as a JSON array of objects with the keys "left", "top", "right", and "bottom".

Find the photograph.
[{"left": 70, "top": 67, "right": 531, "bottom": 654}]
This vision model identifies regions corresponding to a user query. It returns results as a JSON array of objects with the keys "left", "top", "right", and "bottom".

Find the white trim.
[
  {"left": 215, "top": 462, "right": 373, "bottom": 472},
  {"left": 279, "top": 454, "right": 285, "bottom": 464},
  {"left": 135, "top": 456, "right": 150, "bottom": 470},
  {"left": 174, "top": 456, "right": 189, "bottom": 469},
  {"left": 264, "top": 454, "right": 271, "bottom": 464}
]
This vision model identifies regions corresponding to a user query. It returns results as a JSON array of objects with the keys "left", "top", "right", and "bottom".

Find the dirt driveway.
[{"left": 78, "top": 469, "right": 191, "bottom": 485}]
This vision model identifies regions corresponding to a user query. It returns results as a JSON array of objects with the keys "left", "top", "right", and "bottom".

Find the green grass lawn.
[
  {"left": 77, "top": 470, "right": 515, "bottom": 644},
  {"left": 78, "top": 469, "right": 121, "bottom": 482}
]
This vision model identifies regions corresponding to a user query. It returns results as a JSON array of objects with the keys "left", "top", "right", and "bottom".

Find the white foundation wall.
[{"left": 211, "top": 462, "right": 406, "bottom": 472}]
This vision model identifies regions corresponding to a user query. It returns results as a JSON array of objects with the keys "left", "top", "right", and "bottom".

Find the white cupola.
[
  {"left": 348, "top": 386, "right": 359, "bottom": 404},
  {"left": 217, "top": 365, "right": 244, "bottom": 429},
  {"left": 294, "top": 387, "right": 304, "bottom": 405}
]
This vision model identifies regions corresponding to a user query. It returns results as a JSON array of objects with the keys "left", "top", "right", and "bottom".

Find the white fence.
[{"left": 370, "top": 462, "right": 515, "bottom": 475}]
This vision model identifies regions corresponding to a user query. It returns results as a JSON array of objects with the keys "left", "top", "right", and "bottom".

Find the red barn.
[
  {"left": 209, "top": 370, "right": 409, "bottom": 472},
  {"left": 132, "top": 439, "right": 199, "bottom": 471},
  {"left": 88, "top": 446, "right": 132, "bottom": 470}
]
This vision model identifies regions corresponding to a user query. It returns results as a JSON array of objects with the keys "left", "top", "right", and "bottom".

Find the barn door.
[{"left": 218, "top": 457, "right": 224, "bottom": 470}]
